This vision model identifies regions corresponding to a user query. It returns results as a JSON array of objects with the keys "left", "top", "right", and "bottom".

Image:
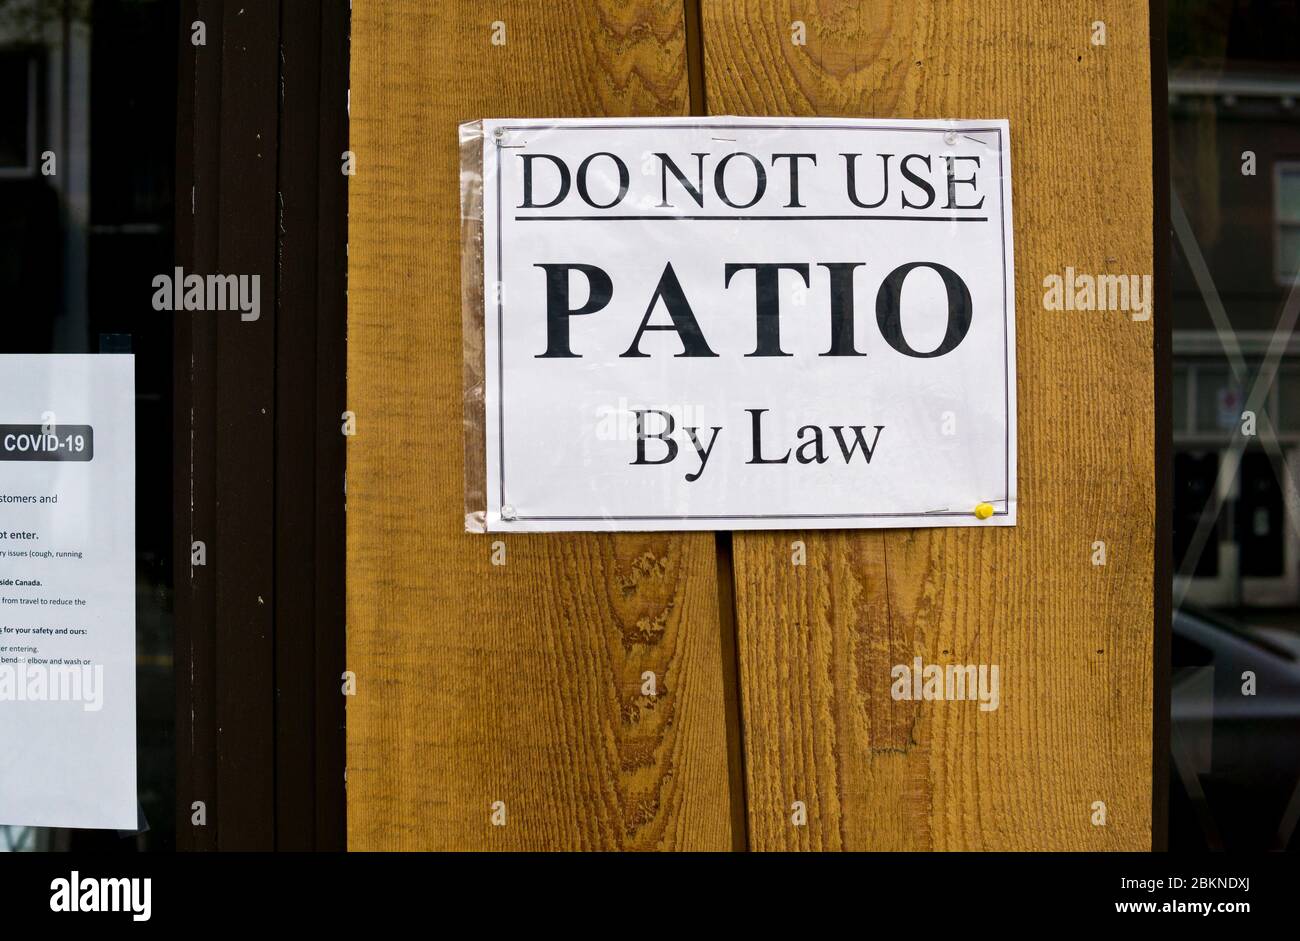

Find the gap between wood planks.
[{"left": 683, "top": 0, "right": 748, "bottom": 851}]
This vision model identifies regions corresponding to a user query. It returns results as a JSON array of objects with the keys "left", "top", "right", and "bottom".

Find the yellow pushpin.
[{"left": 974, "top": 502, "right": 995, "bottom": 520}]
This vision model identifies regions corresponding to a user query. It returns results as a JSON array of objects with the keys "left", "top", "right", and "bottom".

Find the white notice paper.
[
  {"left": 478, "top": 117, "right": 1016, "bottom": 532},
  {"left": 0, "top": 355, "right": 137, "bottom": 830}
]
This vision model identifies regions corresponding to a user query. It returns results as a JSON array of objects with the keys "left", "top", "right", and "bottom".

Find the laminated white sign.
[
  {"left": 0, "top": 355, "right": 137, "bottom": 830},
  {"left": 475, "top": 117, "right": 1016, "bottom": 532}
]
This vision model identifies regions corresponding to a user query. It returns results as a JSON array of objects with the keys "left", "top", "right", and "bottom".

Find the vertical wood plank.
[
  {"left": 174, "top": 0, "right": 221, "bottom": 853},
  {"left": 275, "top": 0, "right": 349, "bottom": 852},
  {"left": 274, "top": 0, "right": 324, "bottom": 851},
  {"left": 703, "top": 0, "right": 1155, "bottom": 850},
  {"left": 312, "top": 0, "right": 352, "bottom": 853},
  {"left": 347, "top": 0, "right": 737, "bottom": 850},
  {"left": 213, "top": 0, "right": 280, "bottom": 850}
]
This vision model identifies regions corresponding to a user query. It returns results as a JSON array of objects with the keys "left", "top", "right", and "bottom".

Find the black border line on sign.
[{"left": 492, "top": 123, "right": 1012, "bottom": 523}]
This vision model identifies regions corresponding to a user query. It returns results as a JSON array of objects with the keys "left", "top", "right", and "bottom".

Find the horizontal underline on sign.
[{"left": 513, "top": 214, "right": 990, "bottom": 222}]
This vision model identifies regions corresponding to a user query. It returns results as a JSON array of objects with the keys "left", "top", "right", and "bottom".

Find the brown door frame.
[
  {"left": 173, "top": 0, "right": 349, "bottom": 851},
  {"left": 1151, "top": 0, "right": 1172, "bottom": 853}
]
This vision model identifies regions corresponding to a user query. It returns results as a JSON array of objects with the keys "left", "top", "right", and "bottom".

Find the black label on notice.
[{"left": 0, "top": 425, "right": 94, "bottom": 462}]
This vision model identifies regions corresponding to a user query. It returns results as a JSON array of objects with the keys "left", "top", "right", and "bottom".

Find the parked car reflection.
[{"left": 1171, "top": 605, "right": 1300, "bottom": 850}]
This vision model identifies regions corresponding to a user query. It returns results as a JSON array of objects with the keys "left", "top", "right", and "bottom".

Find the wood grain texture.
[
  {"left": 703, "top": 0, "right": 1155, "bottom": 849},
  {"left": 347, "top": 0, "right": 738, "bottom": 850}
]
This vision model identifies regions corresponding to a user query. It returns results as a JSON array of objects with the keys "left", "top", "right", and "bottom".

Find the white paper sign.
[
  {"left": 0, "top": 355, "right": 137, "bottom": 830},
  {"left": 480, "top": 117, "right": 1016, "bottom": 532}
]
